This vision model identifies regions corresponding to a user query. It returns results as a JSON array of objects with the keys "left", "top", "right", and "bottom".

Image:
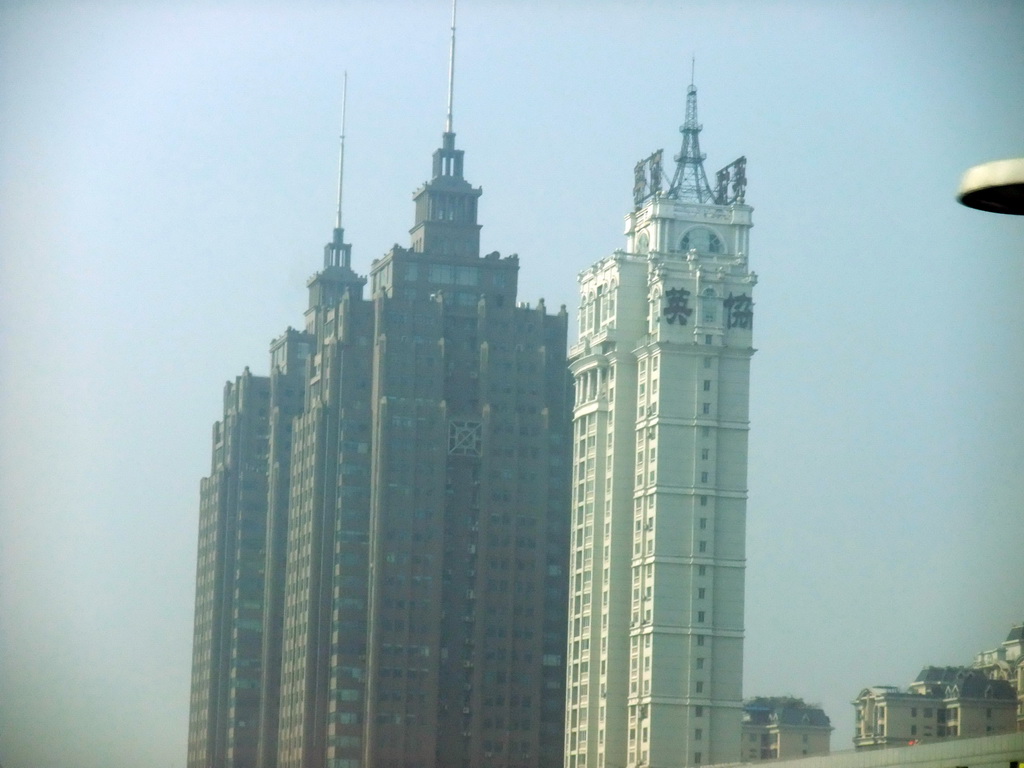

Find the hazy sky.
[{"left": 1, "top": 2, "right": 1022, "bottom": 767}]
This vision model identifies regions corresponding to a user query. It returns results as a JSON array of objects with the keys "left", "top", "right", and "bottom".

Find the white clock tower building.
[{"left": 565, "top": 82, "right": 755, "bottom": 768}]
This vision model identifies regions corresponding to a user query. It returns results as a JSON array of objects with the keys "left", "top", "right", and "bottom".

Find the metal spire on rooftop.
[
  {"left": 325, "top": 73, "right": 353, "bottom": 269},
  {"left": 430, "top": 0, "right": 465, "bottom": 180},
  {"left": 335, "top": 71, "right": 348, "bottom": 231},
  {"left": 445, "top": 0, "right": 457, "bottom": 134},
  {"left": 667, "top": 77, "right": 714, "bottom": 203},
  {"left": 633, "top": 71, "right": 748, "bottom": 210}
]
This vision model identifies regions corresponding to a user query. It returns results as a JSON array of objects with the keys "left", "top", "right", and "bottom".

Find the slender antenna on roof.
[
  {"left": 325, "top": 73, "right": 353, "bottom": 270},
  {"left": 445, "top": 0, "right": 457, "bottom": 134},
  {"left": 690, "top": 55, "right": 695, "bottom": 87},
  {"left": 335, "top": 71, "right": 348, "bottom": 230}
]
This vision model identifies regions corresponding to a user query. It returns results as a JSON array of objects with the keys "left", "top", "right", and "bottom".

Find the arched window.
[
  {"left": 636, "top": 231, "right": 650, "bottom": 255},
  {"left": 680, "top": 227, "right": 725, "bottom": 255},
  {"left": 701, "top": 287, "right": 717, "bottom": 323}
]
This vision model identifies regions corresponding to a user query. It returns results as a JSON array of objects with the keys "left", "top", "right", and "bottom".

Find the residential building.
[
  {"left": 973, "top": 622, "right": 1024, "bottom": 732},
  {"left": 853, "top": 667, "right": 1017, "bottom": 749},
  {"left": 188, "top": 370, "right": 273, "bottom": 768},
  {"left": 741, "top": 697, "right": 832, "bottom": 761},
  {"left": 255, "top": 327, "right": 315, "bottom": 768},
  {"left": 273, "top": 122, "right": 571, "bottom": 768},
  {"left": 563, "top": 81, "right": 755, "bottom": 768},
  {"left": 188, "top": 36, "right": 572, "bottom": 768}
]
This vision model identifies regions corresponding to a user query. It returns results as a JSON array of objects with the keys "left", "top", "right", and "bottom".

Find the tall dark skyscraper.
[
  {"left": 188, "top": 370, "right": 272, "bottom": 768},
  {"left": 187, "top": 26, "right": 572, "bottom": 768}
]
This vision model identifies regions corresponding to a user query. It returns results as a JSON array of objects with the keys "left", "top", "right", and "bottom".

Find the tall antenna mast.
[
  {"left": 335, "top": 71, "right": 348, "bottom": 230},
  {"left": 445, "top": 0, "right": 457, "bottom": 134},
  {"left": 325, "top": 73, "right": 353, "bottom": 269},
  {"left": 667, "top": 74, "right": 714, "bottom": 203}
]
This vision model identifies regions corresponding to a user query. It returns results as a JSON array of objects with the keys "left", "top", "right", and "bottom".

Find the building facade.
[
  {"left": 188, "top": 370, "right": 273, "bottom": 768},
  {"left": 563, "top": 83, "right": 755, "bottom": 768},
  {"left": 852, "top": 623, "right": 1024, "bottom": 751},
  {"left": 741, "top": 697, "right": 832, "bottom": 761},
  {"left": 255, "top": 327, "right": 316, "bottom": 768},
  {"left": 272, "top": 126, "right": 572, "bottom": 768},
  {"left": 973, "top": 622, "right": 1024, "bottom": 732},
  {"left": 187, "top": 86, "right": 572, "bottom": 768},
  {"left": 854, "top": 667, "right": 1017, "bottom": 749}
]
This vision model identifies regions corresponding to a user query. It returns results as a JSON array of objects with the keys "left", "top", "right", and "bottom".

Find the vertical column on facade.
[{"left": 567, "top": 362, "right": 603, "bottom": 768}]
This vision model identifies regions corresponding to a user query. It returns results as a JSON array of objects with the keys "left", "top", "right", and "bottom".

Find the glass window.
[
  {"left": 456, "top": 266, "right": 478, "bottom": 285},
  {"left": 681, "top": 227, "right": 724, "bottom": 254},
  {"left": 429, "top": 264, "right": 454, "bottom": 283}
]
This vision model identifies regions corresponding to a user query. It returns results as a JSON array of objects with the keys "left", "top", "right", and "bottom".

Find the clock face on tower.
[{"left": 680, "top": 226, "right": 724, "bottom": 255}]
